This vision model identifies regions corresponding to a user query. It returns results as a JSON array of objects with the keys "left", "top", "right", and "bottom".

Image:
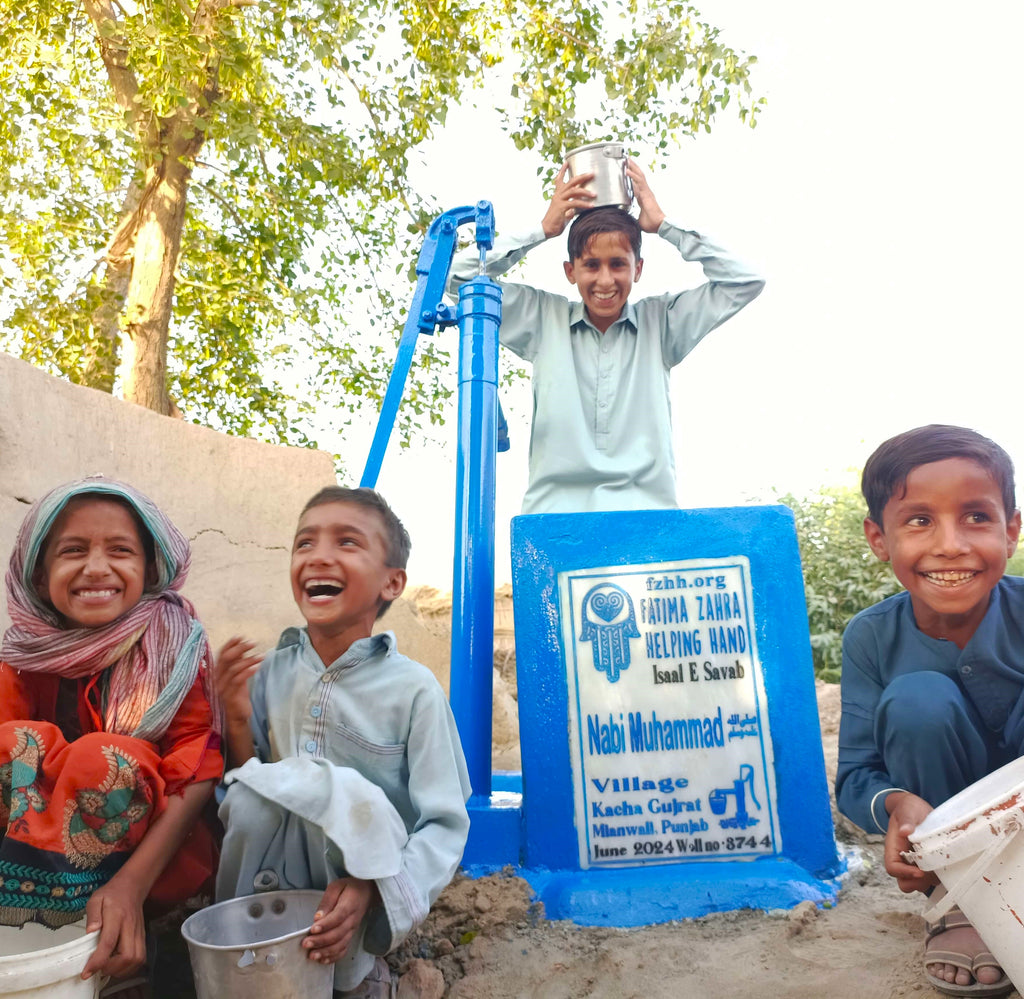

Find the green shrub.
[{"left": 777, "top": 484, "right": 901, "bottom": 683}]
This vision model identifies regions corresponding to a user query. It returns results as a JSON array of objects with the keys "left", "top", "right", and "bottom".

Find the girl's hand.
[
  {"left": 303, "top": 877, "right": 379, "bottom": 964},
  {"left": 79, "top": 781, "right": 216, "bottom": 979},
  {"left": 81, "top": 874, "right": 147, "bottom": 979},
  {"left": 214, "top": 636, "right": 263, "bottom": 727},
  {"left": 541, "top": 164, "right": 597, "bottom": 238}
]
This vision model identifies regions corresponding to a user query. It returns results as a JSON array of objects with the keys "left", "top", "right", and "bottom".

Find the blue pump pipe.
[
  {"left": 360, "top": 203, "right": 503, "bottom": 801},
  {"left": 448, "top": 276, "right": 502, "bottom": 801}
]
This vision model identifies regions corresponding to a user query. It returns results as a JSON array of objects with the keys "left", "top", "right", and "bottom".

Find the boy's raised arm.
[{"left": 214, "top": 635, "right": 264, "bottom": 769}]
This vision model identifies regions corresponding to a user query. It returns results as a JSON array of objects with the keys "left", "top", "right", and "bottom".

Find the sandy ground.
[
  {"left": 384, "top": 683, "right": 1020, "bottom": 999},
  {"left": 155, "top": 682, "right": 1018, "bottom": 999}
]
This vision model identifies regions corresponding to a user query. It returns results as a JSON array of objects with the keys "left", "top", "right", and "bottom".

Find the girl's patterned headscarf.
[{"left": 1, "top": 477, "right": 221, "bottom": 741}]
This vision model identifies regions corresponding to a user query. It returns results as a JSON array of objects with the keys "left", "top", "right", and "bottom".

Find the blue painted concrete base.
[
  {"left": 462, "top": 787, "right": 847, "bottom": 926},
  {"left": 524, "top": 857, "right": 844, "bottom": 925},
  {"left": 463, "top": 794, "right": 523, "bottom": 868},
  {"left": 463, "top": 855, "right": 845, "bottom": 927}
]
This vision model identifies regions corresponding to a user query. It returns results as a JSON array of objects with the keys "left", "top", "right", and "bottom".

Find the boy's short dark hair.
[
  {"left": 301, "top": 487, "right": 410, "bottom": 618},
  {"left": 862, "top": 424, "right": 1017, "bottom": 526},
  {"left": 567, "top": 207, "right": 642, "bottom": 262},
  {"left": 302, "top": 486, "right": 411, "bottom": 568}
]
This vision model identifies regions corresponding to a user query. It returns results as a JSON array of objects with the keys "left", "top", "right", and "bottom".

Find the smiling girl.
[{"left": 0, "top": 477, "right": 222, "bottom": 989}]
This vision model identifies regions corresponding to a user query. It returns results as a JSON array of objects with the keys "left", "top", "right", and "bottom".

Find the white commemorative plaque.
[{"left": 559, "top": 556, "right": 781, "bottom": 868}]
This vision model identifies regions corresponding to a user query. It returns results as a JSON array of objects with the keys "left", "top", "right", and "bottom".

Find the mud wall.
[
  {"left": 0, "top": 351, "right": 335, "bottom": 651},
  {"left": 0, "top": 352, "right": 521, "bottom": 767}
]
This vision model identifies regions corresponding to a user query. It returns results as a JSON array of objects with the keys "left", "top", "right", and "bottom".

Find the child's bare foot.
[{"left": 924, "top": 903, "right": 1010, "bottom": 996}]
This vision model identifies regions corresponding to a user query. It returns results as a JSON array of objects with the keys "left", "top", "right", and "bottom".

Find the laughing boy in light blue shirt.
[{"left": 214, "top": 487, "right": 470, "bottom": 999}]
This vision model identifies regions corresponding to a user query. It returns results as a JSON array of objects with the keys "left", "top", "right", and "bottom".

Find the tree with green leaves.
[{"left": 1, "top": 0, "right": 763, "bottom": 451}]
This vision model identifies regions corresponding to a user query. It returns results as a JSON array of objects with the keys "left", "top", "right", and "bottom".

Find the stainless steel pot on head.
[{"left": 565, "top": 142, "right": 633, "bottom": 209}]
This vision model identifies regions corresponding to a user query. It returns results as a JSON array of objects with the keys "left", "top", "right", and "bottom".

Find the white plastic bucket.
[
  {"left": 181, "top": 890, "right": 333, "bottom": 999},
  {"left": 0, "top": 921, "right": 101, "bottom": 999},
  {"left": 908, "top": 756, "right": 1024, "bottom": 991}
]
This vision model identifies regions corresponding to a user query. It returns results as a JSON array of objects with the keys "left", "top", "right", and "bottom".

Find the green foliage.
[
  {"left": 0, "top": 0, "right": 764, "bottom": 457},
  {"left": 777, "top": 483, "right": 902, "bottom": 683}
]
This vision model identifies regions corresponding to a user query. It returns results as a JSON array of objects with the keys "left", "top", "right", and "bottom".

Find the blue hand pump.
[{"left": 360, "top": 201, "right": 504, "bottom": 801}]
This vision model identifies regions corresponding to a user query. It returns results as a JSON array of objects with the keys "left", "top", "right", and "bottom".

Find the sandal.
[{"left": 924, "top": 903, "right": 1013, "bottom": 997}]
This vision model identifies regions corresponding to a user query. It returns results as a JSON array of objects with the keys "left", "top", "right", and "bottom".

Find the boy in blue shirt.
[
  {"left": 836, "top": 424, "right": 1023, "bottom": 997},
  {"left": 448, "top": 160, "right": 765, "bottom": 515},
  {"left": 214, "top": 487, "right": 471, "bottom": 998}
]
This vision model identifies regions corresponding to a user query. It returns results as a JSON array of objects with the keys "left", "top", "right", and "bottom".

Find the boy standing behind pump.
[{"left": 448, "top": 159, "right": 765, "bottom": 514}]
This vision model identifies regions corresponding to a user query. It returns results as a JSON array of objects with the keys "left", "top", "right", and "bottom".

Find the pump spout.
[{"left": 360, "top": 201, "right": 496, "bottom": 488}]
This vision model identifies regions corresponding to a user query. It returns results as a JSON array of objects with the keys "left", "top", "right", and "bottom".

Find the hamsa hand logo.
[{"left": 579, "top": 582, "right": 639, "bottom": 683}]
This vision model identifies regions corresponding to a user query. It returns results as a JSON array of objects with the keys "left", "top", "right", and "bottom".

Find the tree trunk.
[
  {"left": 84, "top": 0, "right": 221, "bottom": 415},
  {"left": 118, "top": 129, "right": 197, "bottom": 415},
  {"left": 82, "top": 179, "right": 145, "bottom": 393}
]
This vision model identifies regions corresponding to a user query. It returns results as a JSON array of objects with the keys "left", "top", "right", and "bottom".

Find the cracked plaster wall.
[
  {"left": 0, "top": 351, "right": 336, "bottom": 653},
  {"left": 0, "top": 352, "right": 521, "bottom": 767}
]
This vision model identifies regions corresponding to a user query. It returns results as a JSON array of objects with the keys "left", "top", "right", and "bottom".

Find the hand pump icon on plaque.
[{"left": 709, "top": 765, "right": 762, "bottom": 830}]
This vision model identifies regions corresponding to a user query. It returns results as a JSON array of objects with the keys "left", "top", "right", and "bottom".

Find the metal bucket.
[
  {"left": 180, "top": 890, "right": 333, "bottom": 999},
  {"left": 565, "top": 142, "right": 633, "bottom": 209}
]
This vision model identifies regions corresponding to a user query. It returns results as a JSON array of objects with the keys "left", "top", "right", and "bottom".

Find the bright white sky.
[{"left": 323, "top": 0, "right": 1024, "bottom": 588}]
